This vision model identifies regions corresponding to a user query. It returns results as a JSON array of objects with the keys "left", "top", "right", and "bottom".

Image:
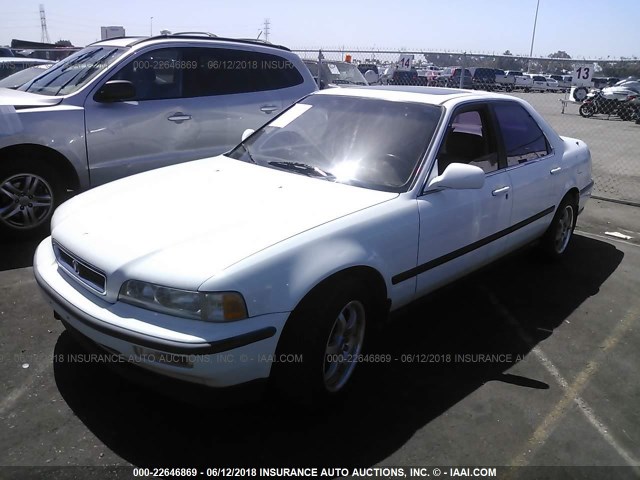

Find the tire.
[
  {"left": 540, "top": 196, "right": 577, "bottom": 258},
  {"left": 0, "top": 155, "right": 66, "bottom": 239},
  {"left": 271, "top": 277, "right": 372, "bottom": 405},
  {"left": 524, "top": 88, "right": 530, "bottom": 93},
  {"left": 573, "top": 86, "right": 588, "bottom": 102},
  {"left": 505, "top": 85, "right": 514, "bottom": 92},
  {"left": 579, "top": 103, "right": 596, "bottom": 118}
]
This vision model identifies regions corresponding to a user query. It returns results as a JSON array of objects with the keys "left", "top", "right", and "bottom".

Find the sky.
[{"left": 2, "top": 0, "right": 639, "bottom": 59}]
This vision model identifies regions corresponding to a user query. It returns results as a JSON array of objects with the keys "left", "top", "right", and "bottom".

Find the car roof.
[
  {"left": 91, "top": 35, "right": 291, "bottom": 51},
  {"left": 313, "top": 85, "right": 515, "bottom": 106},
  {"left": 0, "top": 58, "right": 54, "bottom": 65}
]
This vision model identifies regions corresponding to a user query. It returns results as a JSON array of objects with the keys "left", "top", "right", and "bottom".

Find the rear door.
[{"left": 492, "top": 101, "right": 559, "bottom": 252}]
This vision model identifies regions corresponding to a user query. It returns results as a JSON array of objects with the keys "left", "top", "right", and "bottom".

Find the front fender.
[
  {"left": 0, "top": 105, "right": 89, "bottom": 189},
  {"left": 198, "top": 198, "right": 420, "bottom": 318}
]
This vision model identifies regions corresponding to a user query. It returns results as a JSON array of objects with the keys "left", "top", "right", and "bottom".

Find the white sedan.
[{"left": 34, "top": 87, "right": 593, "bottom": 402}]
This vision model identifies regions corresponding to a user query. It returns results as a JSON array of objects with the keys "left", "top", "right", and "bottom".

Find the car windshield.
[
  {"left": 19, "top": 46, "right": 125, "bottom": 96},
  {"left": 228, "top": 95, "right": 442, "bottom": 192}
]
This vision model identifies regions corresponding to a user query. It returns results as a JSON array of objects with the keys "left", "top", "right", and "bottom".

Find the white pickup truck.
[{"left": 502, "top": 70, "right": 534, "bottom": 91}]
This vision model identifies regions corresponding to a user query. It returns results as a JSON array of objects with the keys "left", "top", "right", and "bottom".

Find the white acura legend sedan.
[{"left": 34, "top": 86, "right": 593, "bottom": 402}]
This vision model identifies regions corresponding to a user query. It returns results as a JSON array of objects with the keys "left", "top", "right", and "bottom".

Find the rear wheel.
[
  {"left": 271, "top": 277, "right": 372, "bottom": 404},
  {"left": 579, "top": 103, "right": 596, "bottom": 118},
  {"left": 0, "top": 156, "right": 66, "bottom": 238},
  {"left": 540, "top": 196, "right": 577, "bottom": 258}
]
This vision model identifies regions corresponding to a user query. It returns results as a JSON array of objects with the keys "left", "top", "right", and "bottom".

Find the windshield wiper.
[
  {"left": 268, "top": 161, "right": 335, "bottom": 179},
  {"left": 238, "top": 142, "right": 257, "bottom": 164}
]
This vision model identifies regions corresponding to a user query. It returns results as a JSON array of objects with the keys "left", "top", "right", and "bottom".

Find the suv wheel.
[{"left": 0, "top": 157, "right": 66, "bottom": 238}]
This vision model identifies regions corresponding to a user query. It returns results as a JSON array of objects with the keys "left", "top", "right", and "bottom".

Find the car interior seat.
[{"left": 438, "top": 131, "right": 485, "bottom": 173}]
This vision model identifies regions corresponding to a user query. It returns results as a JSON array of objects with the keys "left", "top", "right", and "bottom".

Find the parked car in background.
[
  {"left": 449, "top": 67, "right": 473, "bottom": 89},
  {"left": 434, "top": 67, "right": 472, "bottom": 88},
  {"left": 547, "top": 74, "right": 572, "bottom": 91},
  {"left": 0, "top": 63, "right": 53, "bottom": 89},
  {"left": 388, "top": 68, "right": 419, "bottom": 86},
  {"left": 504, "top": 70, "right": 533, "bottom": 91},
  {"left": 468, "top": 67, "right": 496, "bottom": 90},
  {"left": 304, "top": 59, "right": 369, "bottom": 88},
  {"left": 0, "top": 47, "right": 16, "bottom": 57},
  {"left": 34, "top": 86, "right": 593, "bottom": 404},
  {"left": 0, "top": 57, "right": 54, "bottom": 81},
  {"left": 416, "top": 67, "right": 442, "bottom": 85},
  {"left": 494, "top": 69, "right": 514, "bottom": 92},
  {"left": 545, "top": 78, "right": 562, "bottom": 92},
  {"left": 527, "top": 75, "right": 550, "bottom": 92},
  {"left": 0, "top": 35, "right": 317, "bottom": 237}
]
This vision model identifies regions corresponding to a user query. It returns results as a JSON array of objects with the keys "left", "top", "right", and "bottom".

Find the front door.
[{"left": 413, "top": 104, "right": 513, "bottom": 297}]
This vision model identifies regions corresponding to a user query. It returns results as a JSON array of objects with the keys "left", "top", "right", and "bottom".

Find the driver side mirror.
[
  {"left": 425, "top": 163, "right": 485, "bottom": 192},
  {"left": 94, "top": 80, "right": 136, "bottom": 103},
  {"left": 241, "top": 129, "right": 255, "bottom": 142}
]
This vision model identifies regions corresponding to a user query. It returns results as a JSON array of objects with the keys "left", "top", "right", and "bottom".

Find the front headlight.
[{"left": 118, "top": 280, "right": 247, "bottom": 322}]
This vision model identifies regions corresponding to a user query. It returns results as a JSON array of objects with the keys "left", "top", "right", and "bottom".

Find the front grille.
[{"left": 53, "top": 242, "right": 107, "bottom": 295}]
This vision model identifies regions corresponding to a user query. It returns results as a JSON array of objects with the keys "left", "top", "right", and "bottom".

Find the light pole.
[
  {"left": 527, "top": 0, "right": 540, "bottom": 73},
  {"left": 150, "top": 16, "right": 154, "bottom": 36}
]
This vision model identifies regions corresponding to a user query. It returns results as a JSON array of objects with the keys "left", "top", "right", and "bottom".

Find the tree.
[
  {"left": 548, "top": 50, "right": 571, "bottom": 59},
  {"left": 55, "top": 40, "right": 73, "bottom": 47},
  {"left": 497, "top": 50, "right": 522, "bottom": 70}
]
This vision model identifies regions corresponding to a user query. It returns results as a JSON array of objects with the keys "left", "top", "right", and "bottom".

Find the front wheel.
[
  {"left": 271, "top": 278, "right": 371, "bottom": 404},
  {"left": 0, "top": 157, "right": 66, "bottom": 238},
  {"left": 579, "top": 103, "right": 596, "bottom": 118},
  {"left": 540, "top": 197, "right": 577, "bottom": 258}
]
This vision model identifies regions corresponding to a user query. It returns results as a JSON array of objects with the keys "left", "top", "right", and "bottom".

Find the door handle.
[
  {"left": 260, "top": 105, "right": 279, "bottom": 114},
  {"left": 550, "top": 167, "right": 562, "bottom": 174},
  {"left": 167, "top": 113, "right": 192, "bottom": 123},
  {"left": 492, "top": 186, "right": 510, "bottom": 196}
]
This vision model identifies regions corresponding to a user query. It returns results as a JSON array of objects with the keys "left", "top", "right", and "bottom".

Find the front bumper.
[{"left": 34, "top": 238, "right": 289, "bottom": 388}]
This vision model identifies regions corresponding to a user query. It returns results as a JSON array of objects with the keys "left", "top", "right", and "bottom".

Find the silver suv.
[{"left": 0, "top": 35, "right": 317, "bottom": 237}]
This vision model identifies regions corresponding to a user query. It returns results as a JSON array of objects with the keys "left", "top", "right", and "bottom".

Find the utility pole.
[
  {"left": 39, "top": 4, "right": 50, "bottom": 44},
  {"left": 527, "top": 0, "right": 541, "bottom": 73},
  {"left": 263, "top": 18, "right": 270, "bottom": 42},
  {"left": 150, "top": 16, "right": 154, "bottom": 36}
]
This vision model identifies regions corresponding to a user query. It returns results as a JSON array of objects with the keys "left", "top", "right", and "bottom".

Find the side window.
[
  {"left": 437, "top": 107, "right": 499, "bottom": 175},
  {"left": 111, "top": 48, "right": 182, "bottom": 101},
  {"left": 493, "top": 103, "right": 550, "bottom": 167},
  {"left": 181, "top": 48, "right": 304, "bottom": 97}
]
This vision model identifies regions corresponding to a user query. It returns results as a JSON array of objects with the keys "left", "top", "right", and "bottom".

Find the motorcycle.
[{"left": 579, "top": 88, "right": 638, "bottom": 121}]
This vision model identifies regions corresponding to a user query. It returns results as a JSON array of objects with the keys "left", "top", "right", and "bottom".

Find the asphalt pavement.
[{"left": 1, "top": 196, "right": 639, "bottom": 479}]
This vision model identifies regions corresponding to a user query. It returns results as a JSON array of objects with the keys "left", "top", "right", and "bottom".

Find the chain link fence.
[{"left": 293, "top": 49, "right": 640, "bottom": 206}]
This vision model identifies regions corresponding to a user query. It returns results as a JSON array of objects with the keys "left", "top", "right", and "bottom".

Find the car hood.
[
  {"left": 0, "top": 88, "right": 63, "bottom": 107},
  {"left": 51, "top": 156, "right": 397, "bottom": 299}
]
